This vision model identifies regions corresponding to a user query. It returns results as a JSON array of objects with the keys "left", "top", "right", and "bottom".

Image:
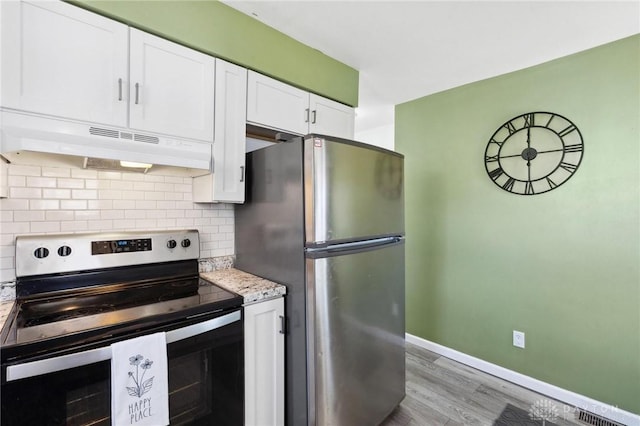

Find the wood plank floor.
[{"left": 380, "top": 342, "right": 584, "bottom": 426}]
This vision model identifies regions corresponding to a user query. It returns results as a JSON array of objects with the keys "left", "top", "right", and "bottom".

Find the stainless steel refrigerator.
[{"left": 235, "top": 134, "right": 405, "bottom": 426}]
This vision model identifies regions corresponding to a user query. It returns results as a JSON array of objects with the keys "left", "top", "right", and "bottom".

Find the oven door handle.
[{"left": 6, "top": 310, "right": 241, "bottom": 382}]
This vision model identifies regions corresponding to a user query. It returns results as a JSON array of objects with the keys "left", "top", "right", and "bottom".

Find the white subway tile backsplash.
[
  {"left": 144, "top": 175, "right": 165, "bottom": 183},
  {"left": 75, "top": 210, "right": 101, "bottom": 221},
  {"left": 89, "top": 200, "right": 113, "bottom": 210},
  {"left": 31, "top": 221, "right": 61, "bottom": 233},
  {"left": 42, "top": 188, "right": 71, "bottom": 199},
  {"left": 97, "top": 171, "right": 121, "bottom": 180},
  {"left": 42, "top": 167, "right": 71, "bottom": 178},
  {"left": 61, "top": 220, "right": 88, "bottom": 232},
  {"left": 27, "top": 176, "right": 57, "bottom": 188},
  {"left": 10, "top": 187, "right": 42, "bottom": 199},
  {"left": 99, "top": 190, "right": 123, "bottom": 200},
  {"left": 57, "top": 178, "right": 85, "bottom": 189},
  {"left": 9, "top": 165, "right": 40, "bottom": 176},
  {"left": 45, "top": 211, "right": 74, "bottom": 221},
  {"left": 133, "top": 182, "right": 154, "bottom": 191},
  {"left": 7, "top": 176, "right": 26, "bottom": 187},
  {"left": 72, "top": 189, "right": 98, "bottom": 199},
  {"left": 10, "top": 222, "right": 31, "bottom": 234},
  {"left": 124, "top": 210, "right": 146, "bottom": 219},
  {"left": 100, "top": 210, "right": 125, "bottom": 220},
  {"left": 16, "top": 210, "right": 45, "bottom": 222},
  {"left": 30, "top": 199, "right": 60, "bottom": 210},
  {"left": 60, "top": 200, "right": 86, "bottom": 210},
  {"left": 144, "top": 191, "right": 165, "bottom": 201},
  {"left": 0, "top": 164, "right": 235, "bottom": 285},
  {"left": 71, "top": 169, "right": 98, "bottom": 179}
]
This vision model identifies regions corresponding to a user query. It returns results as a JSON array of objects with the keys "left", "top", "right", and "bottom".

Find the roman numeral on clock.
[
  {"left": 559, "top": 162, "right": 578, "bottom": 173},
  {"left": 488, "top": 167, "right": 504, "bottom": 181},
  {"left": 490, "top": 138, "right": 505, "bottom": 147},
  {"left": 525, "top": 181, "right": 535, "bottom": 195},
  {"left": 564, "top": 144, "right": 583, "bottom": 153},
  {"left": 485, "top": 154, "right": 499, "bottom": 163},
  {"left": 502, "top": 177, "right": 515, "bottom": 192},
  {"left": 558, "top": 124, "right": 577, "bottom": 137},
  {"left": 504, "top": 121, "right": 517, "bottom": 135},
  {"left": 546, "top": 177, "right": 557, "bottom": 189},
  {"left": 523, "top": 113, "right": 535, "bottom": 127}
]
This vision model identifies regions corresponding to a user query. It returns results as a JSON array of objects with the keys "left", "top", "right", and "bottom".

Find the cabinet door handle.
[
  {"left": 279, "top": 315, "right": 286, "bottom": 334},
  {"left": 305, "top": 108, "right": 310, "bottom": 123},
  {"left": 118, "top": 78, "right": 123, "bottom": 101},
  {"left": 240, "top": 166, "right": 245, "bottom": 182},
  {"left": 134, "top": 83, "right": 140, "bottom": 105},
  {"left": 311, "top": 110, "right": 317, "bottom": 124}
]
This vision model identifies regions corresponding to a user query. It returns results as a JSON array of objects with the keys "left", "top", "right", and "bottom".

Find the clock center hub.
[{"left": 521, "top": 147, "right": 538, "bottom": 161}]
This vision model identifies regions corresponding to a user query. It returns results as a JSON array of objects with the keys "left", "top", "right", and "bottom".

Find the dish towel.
[{"left": 111, "top": 332, "right": 169, "bottom": 426}]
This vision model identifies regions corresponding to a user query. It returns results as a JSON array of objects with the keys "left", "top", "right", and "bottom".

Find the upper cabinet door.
[
  {"left": 308, "top": 94, "right": 355, "bottom": 140},
  {"left": 247, "top": 71, "right": 309, "bottom": 135},
  {"left": 213, "top": 59, "right": 248, "bottom": 202},
  {"left": 129, "top": 29, "right": 215, "bottom": 142},
  {"left": 0, "top": 1, "right": 128, "bottom": 127}
]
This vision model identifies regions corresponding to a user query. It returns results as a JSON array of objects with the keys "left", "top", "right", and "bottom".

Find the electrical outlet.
[{"left": 513, "top": 330, "right": 525, "bottom": 348}]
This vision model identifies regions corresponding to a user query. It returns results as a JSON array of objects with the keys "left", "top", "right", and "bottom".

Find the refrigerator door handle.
[{"left": 305, "top": 236, "right": 403, "bottom": 258}]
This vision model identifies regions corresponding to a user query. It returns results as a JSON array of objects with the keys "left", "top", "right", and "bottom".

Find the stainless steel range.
[{"left": 1, "top": 230, "right": 244, "bottom": 426}]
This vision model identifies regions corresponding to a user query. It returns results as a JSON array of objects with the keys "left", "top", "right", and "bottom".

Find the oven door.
[{"left": 1, "top": 309, "right": 243, "bottom": 426}]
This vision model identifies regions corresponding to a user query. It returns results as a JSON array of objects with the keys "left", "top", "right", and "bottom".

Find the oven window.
[{"left": 1, "top": 317, "right": 243, "bottom": 426}]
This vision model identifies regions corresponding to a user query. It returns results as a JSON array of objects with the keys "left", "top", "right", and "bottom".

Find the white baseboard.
[{"left": 406, "top": 333, "right": 640, "bottom": 426}]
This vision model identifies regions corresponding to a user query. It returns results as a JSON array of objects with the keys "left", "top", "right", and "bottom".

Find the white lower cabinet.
[{"left": 244, "top": 297, "right": 285, "bottom": 426}]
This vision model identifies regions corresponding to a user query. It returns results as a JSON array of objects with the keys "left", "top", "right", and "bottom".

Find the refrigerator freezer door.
[
  {"left": 306, "top": 239, "right": 405, "bottom": 426},
  {"left": 304, "top": 135, "right": 404, "bottom": 246}
]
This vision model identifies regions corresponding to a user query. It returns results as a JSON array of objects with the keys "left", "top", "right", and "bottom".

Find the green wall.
[
  {"left": 396, "top": 35, "right": 640, "bottom": 414},
  {"left": 69, "top": 0, "right": 358, "bottom": 107}
]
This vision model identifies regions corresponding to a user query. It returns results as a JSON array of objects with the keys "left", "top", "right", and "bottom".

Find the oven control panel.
[
  {"left": 92, "top": 238, "right": 152, "bottom": 255},
  {"left": 15, "top": 230, "right": 200, "bottom": 277}
]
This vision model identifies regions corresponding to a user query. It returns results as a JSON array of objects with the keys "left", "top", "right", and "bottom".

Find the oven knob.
[
  {"left": 34, "top": 247, "right": 49, "bottom": 259},
  {"left": 57, "top": 246, "right": 72, "bottom": 257},
  {"left": 181, "top": 238, "right": 191, "bottom": 248},
  {"left": 167, "top": 239, "right": 177, "bottom": 249}
]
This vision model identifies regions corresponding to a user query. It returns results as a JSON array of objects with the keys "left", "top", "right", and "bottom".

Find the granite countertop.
[
  {"left": 200, "top": 268, "right": 286, "bottom": 305},
  {"left": 0, "top": 300, "right": 14, "bottom": 332}
]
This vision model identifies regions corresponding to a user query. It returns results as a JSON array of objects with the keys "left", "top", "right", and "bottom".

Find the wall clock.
[{"left": 484, "top": 112, "right": 584, "bottom": 195}]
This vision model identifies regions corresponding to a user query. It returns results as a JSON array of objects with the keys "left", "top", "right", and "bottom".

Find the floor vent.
[{"left": 577, "top": 409, "right": 624, "bottom": 426}]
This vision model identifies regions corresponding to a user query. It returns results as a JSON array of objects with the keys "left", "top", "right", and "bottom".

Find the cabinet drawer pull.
[
  {"left": 311, "top": 110, "right": 317, "bottom": 124},
  {"left": 118, "top": 78, "right": 123, "bottom": 101},
  {"left": 240, "top": 166, "right": 245, "bottom": 182},
  {"left": 279, "top": 315, "right": 286, "bottom": 334},
  {"left": 135, "top": 83, "right": 140, "bottom": 105},
  {"left": 305, "top": 108, "right": 310, "bottom": 123}
]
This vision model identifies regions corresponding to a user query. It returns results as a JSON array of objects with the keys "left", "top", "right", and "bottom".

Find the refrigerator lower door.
[{"left": 306, "top": 238, "right": 405, "bottom": 426}]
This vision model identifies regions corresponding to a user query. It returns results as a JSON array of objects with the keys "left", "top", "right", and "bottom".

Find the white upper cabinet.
[
  {"left": 308, "top": 93, "right": 355, "bottom": 139},
  {"left": 129, "top": 29, "right": 215, "bottom": 142},
  {"left": 247, "top": 71, "right": 309, "bottom": 135},
  {"left": 0, "top": 1, "right": 128, "bottom": 127},
  {"left": 247, "top": 71, "right": 355, "bottom": 140},
  {"left": 193, "top": 59, "right": 247, "bottom": 203},
  {"left": 1, "top": 1, "right": 215, "bottom": 143}
]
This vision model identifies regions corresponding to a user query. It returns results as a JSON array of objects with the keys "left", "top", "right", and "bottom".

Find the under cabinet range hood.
[{"left": 0, "top": 110, "right": 213, "bottom": 170}]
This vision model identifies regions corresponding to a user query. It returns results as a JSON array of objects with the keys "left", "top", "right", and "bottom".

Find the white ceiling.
[{"left": 222, "top": 1, "right": 640, "bottom": 133}]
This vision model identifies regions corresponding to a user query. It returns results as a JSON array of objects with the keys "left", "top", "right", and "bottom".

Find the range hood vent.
[{"left": 1, "top": 110, "right": 212, "bottom": 171}]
